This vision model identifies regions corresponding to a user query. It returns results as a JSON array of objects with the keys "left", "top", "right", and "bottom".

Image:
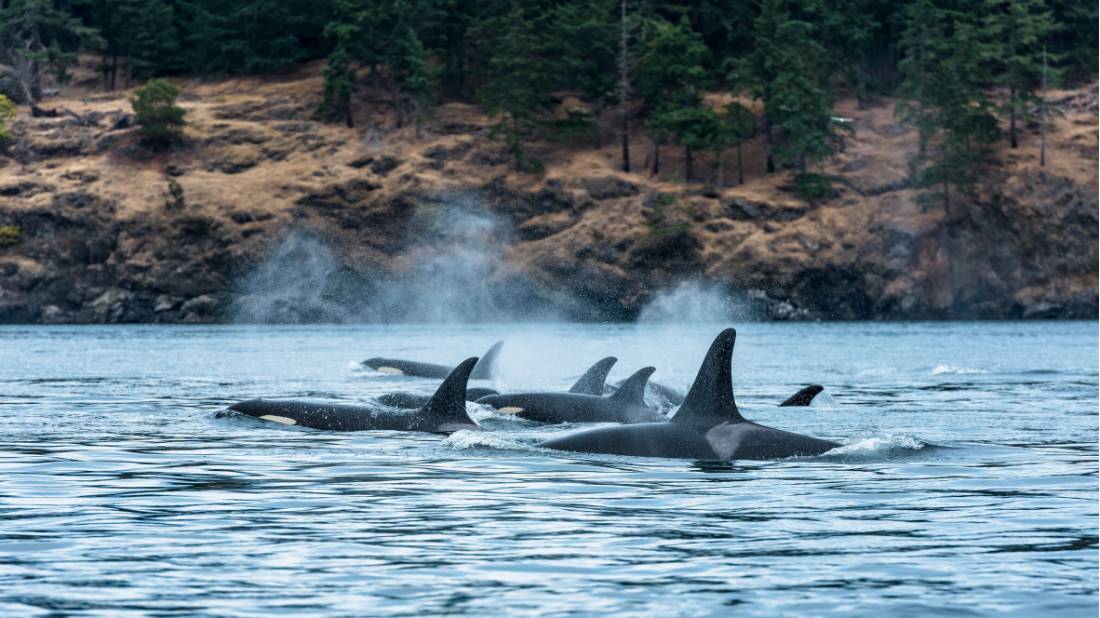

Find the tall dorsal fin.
[
  {"left": 671, "top": 329, "right": 743, "bottom": 425},
  {"left": 470, "top": 341, "right": 504, "bottom": 380},
  {"left": 568, "top": 356, "right": 618, "bottom": 395},
  {"left": 609, "top": 366, "right": 656, "bottom": 406},
  {"left": 421, "top": 357, "right": 479, "bottom": 424}
]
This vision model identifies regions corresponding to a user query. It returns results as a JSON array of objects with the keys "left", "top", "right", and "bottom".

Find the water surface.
[{"left": 0, "top": 322, "right": 1096, "bottom": 616}]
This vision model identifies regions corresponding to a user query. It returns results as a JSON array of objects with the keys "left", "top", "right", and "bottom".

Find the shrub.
[
  {"left": 0, "top": 225, "right": 21, "bottom": 246},
  {"left": 792, "top": 173, "right": 835, "bottom": 204},
  {"left": 131, "top": 79, "right": 186, "bottom": 143},
  {"left": 0, "top": 95, "right": 16, "bottom": 149}
]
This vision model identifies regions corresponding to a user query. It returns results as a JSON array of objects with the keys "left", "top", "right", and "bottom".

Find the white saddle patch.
[
  {"left": 259, "top": 415, "right": 298, "bottom": 426},
  {"left": 376, "top": 366, "right": 405, "bottom": 375},
  {"left": 704, "top": 423, "right": 743, "bottom": 460}
]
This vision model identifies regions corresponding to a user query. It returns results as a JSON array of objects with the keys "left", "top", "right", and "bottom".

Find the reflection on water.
[{"left": 0, "top": 322, "right": 1096, "bottom": 616}]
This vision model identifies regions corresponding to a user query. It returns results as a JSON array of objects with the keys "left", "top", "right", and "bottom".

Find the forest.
[{"left": 0, "top": 0, "right": 1096, "bottom": 205}]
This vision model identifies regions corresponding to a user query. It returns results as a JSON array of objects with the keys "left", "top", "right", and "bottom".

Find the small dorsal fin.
[
  {"left": 671, "top": 329, "right": 743, "bottom": 425},
  {"left": 609, "top": 366, "right": 656, "bottom": 406},
  {"left": 568, "top": 356, "right": 618, "bottom": 395},
  {"left": 421, "top": 357, "right": 479, "bottom": 424},
  {"left": 470, "top": 341, "right": 504, "bottom": 380},
  {"left": 779, "top": 384, "right": 824, "bottom": 407}
]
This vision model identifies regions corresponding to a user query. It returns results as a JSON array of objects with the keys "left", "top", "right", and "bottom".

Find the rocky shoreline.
[{"left": 0, "top": 71, "right": 1096, "bottom": 323}]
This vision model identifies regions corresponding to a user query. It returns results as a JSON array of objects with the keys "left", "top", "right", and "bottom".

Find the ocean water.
[{"left": 0, "top": 322, "right": 1095, "bottom": 617}]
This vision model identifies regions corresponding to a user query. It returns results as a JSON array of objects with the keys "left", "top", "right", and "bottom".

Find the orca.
[
  {"left": 607, "top": 378, "right": 824, "bottom": 408},
  {"left": 375, "top": 387, "right": 498, "bottom": 409},
  {"left": 373, "top": 356, "right": 614, "bottom": 409},
  {"left": 476, "top": 366, "right": 662, "bottom": 424},
  {"left": 779, "top": 384, "right": 825, "bottom": 407},
  {"left": 606, "top": 378, "right": 686, "bottom": 405},
  {"left": 223, "top": 358, "right": 481, "bottom": 433},
  {"left": 538, "top": 329, "right": 840, "bottom": 460},
  {"left": 363, "top": 341, "right": 503, "bottom": 379},
  {"left": 568, "top": 356, "right": 619, "bottom": 395}
]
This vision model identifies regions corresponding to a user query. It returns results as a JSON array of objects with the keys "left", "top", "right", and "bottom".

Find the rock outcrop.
[{"left": 0, "top": 66, "right": 1095, "bottom": 323}]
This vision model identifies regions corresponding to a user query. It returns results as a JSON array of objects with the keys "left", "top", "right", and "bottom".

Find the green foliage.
[
  {"left": 0, "top": 0, "right": 96, "bottom": 101},
  {"left": 0, "top": 225, "right": 21, "bottom": 246},
  {"left": 984, "top": 0, "right": 1057, "bottom": 148},
  {"left": 738, "top": 0, "right": 837, "bottom": 174},
  {"left": 477, "top": 5, "right": 548, "bottom": 170},
  {"left": 897, "top": 2, "right": 1000, "bottom": 212},
  {"left": 636, "top": 16, "right": 708, "bottom": 108},
  {"left": 316, "top": 46, "right": 355, "bottom": 126},
  {"left": 791, "top": 172, "right": 834, "bottom": 203},
  {"left": 0, "top": 94, "right": 16, "bottom": 148},
  {"left": 130, "top": 79, "right": 186, "bottom": 143}
]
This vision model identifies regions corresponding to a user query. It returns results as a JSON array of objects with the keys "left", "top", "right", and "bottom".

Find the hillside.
[{"left": 0, "top": 63, "right": 1096, "bottom": 323}]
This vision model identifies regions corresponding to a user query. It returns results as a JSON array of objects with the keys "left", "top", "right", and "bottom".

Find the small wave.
[
  {"left": 825, "top": 434, "right": 928, "bottom": 456},
  {"left": 931, "top": 364, "right": 988, "bottom": 376},
  {"left": 443, "top": 429, "right": 532, "bottom": 451}
]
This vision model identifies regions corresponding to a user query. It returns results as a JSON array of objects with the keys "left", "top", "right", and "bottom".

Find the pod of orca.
[{"left": 221, "top": 328, "right": 837, "bottom": 461}]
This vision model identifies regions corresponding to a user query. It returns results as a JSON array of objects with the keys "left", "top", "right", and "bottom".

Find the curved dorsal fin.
[
  {"left": 609, "top": 366, "right": 656, "bottom": 406},
  {"left": 568, "top": 356, "right": 618, "bottom": 395},
  {"left": 671, "top": 329, "right": 743, "bottom": 426},
  {"left": 422, "top": 357, "right": 479, "bottom": 424},
  {"left": 779, "top": 384, "right": 824, "bottom": 407},
  {"left": 470, "top": 341, "right": 504, "bottom": 380}
]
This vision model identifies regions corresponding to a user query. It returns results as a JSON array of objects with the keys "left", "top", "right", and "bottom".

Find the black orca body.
[
  {"left": 607, "top": 378, "right": 686, "bottom": 405},
  {"left": 608, "top": 379, "right": 824, "bottom": 408},
  {"left": 363, "top": 341, "right": 503, "bottom": 379},
  {"left": 477, "top": 367, "right": 662, "bottom": 424},
  {"left": 538, "top": 330, "right": 840, "bottom": 460},
  {"left": 225, "top": 358, "right": 481, "bottom": 433},
  {"left": 376, "top": 387, "right": 498, "bottom": 409},
  {"left": 779, "top": 384, "right": 825, "bottom": 407}
]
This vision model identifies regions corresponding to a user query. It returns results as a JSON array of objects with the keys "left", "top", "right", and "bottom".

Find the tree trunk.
[
  {"left": 1040, "top": 47, "right": 1047, "bottom": 166},
  {"left": 737, "top": 142, "right": 744, "bottom": 185},
  {"left": 1009, "top": 86, "right": 1017, "bottom": 148},
  {"left": 618, "top": 0, "right": 631, "bottom": 173},
  {"left": 715, "top": 149, "right": 724, "bottom": 187},
  {"left": 650, "top": 141, "right": 660, "bottom": 177},
  {"left": 684, "top": 145, "right": 693, "bottom": 182},
  {"left": 942, "top": 175, "right": 950, "bottom": 217},
  {"left": 765, "top": 117, "right": 775, "bottom": 173}
]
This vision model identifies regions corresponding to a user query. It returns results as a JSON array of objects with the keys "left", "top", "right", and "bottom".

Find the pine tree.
[
  {"left": 316, "top": 45, "right": 355, "bottom": 127},
  {"left": 739, "top": 0, "right": 835, "bottom": 178},
  {"left": 898, "top": 5, "right": 999, "bottom": 214},
  {"left": 544, "top": 0, "right": 617, "bottom": 147},
  {"left": 636, "top": 16, "right": 707, "bottom": 179},
  {"left": 385, "top": 21, "right": 438, "bottom": 133},
  {"left": 131, "top": 78, "right": 186, "bottom": 143},
  {"left": 710, "top": 101, "right": 755, "bottom": 186},
  {"left": 0, "top": 0, "right": 93, "bottom": 102},
  {"left": 984, "top": 0, "right": 1056, "bottom": 148},
  {"left": 477, "top": 4, "right": 547, "bottom": 170}
]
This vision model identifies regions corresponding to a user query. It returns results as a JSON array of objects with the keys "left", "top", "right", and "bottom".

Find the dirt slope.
[{"left": 0, "top": 62, "right": 1095, "bottom": 322}]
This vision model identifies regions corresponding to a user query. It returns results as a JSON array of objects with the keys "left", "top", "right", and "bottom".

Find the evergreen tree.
[
  {"left": 316, "top": 44, "right": 355, "bottom": 127},
  {"left": 805, "top": 0, "right": 875, "bottom": 103},
  {"left": 0, "top": 0, "right": 93, "bottom": 102},
  {"left": 0, "top": 94, "right": 16, "bottom": 147},
  {"left": 984, "top": 0, "right": 1056, "bottom": 148},
  {"left": 477, "top": 4, "right": 547, "bottom": 170},
  {"left": 544, "top": 0, "right": 617, "bottom": 147},
  {"left": 739, "top": 0, "right": 836, "bottom": 177},
  {"left": 131, "top": 78, "right": 186, "bottom": 142},
  {"left": 898, "top": 5, "right": 999, "bottom": 213},
  {"left": 710, "top": 101, "right": 755, "bottom": 186},
  {"left": 385, "top": 21, "right": 438, "bottom": 133},
  {"left": 636, "top": 16, "right": 707, "bottom": 178}
]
